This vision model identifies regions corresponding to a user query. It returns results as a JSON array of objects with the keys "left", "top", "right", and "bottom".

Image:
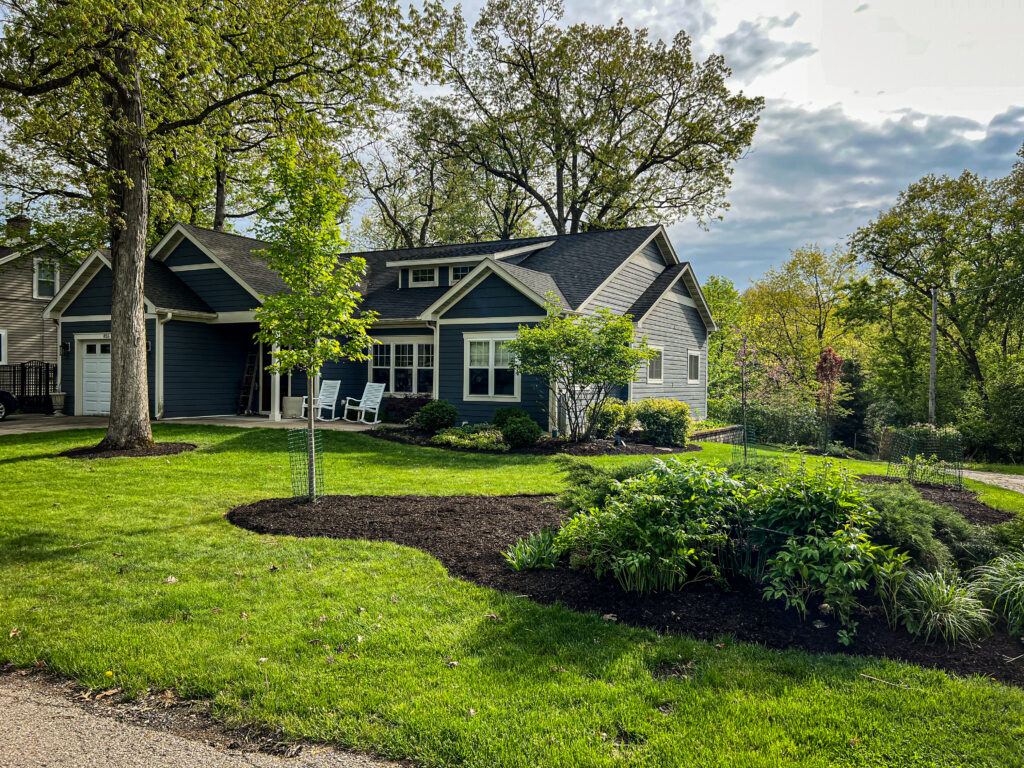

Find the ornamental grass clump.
[
  {"left": 972, "top": 551, "right": 1024, "bottom": 635},
  {"left": 502, "top": 528, "right": 561, "bottom": 571},
  {"left": 898, "top": 569, "right": 992, "bottom": 646}
]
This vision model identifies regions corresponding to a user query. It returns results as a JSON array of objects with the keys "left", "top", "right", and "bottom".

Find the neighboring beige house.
[{"left": 0, "top": 215, "right": 67, "bottom": 367}]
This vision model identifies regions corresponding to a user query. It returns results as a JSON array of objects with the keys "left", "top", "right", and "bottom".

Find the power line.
[{"left": 944, "top": 271, "right": 1024, "bottom": 295}]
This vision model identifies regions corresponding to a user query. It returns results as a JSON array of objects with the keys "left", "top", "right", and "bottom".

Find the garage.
[{"left": 80, "top": 341, "right": 111, "bottom": 415}]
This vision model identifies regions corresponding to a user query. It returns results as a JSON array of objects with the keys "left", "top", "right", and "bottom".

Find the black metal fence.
[{"left": 0, "top": 361, "right": 59, "bottom": 412}]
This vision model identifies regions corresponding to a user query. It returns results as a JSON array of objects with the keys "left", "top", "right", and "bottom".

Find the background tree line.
[{"left": 704, "top": 146, "right": 1024, "bottom": 462}]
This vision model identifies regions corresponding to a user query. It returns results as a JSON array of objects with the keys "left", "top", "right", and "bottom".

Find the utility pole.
[{"left": 929, "top": 287, "right": 937, "bottom": 425}]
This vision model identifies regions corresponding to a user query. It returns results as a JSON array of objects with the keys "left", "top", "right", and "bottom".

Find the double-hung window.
[
  {"left": 409, "top": 267, "right": 437, "bottom": 287},
  {"left": 687, "top": 350, "right": 700, "bottom": 383},
  {"left": 33, "top": 258, "right": 58, "bottom": 299},
  {"left": 370, "top": 339, "right": 435, "bottom": 395},
  {"left": 465, "top": 335, "right": 518, "bottom": 400},
  {"left": 647, "top": 348, "right": 664, "bottom": 384}
]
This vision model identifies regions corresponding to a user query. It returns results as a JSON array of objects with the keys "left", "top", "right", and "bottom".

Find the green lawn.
[
  {"left": 968, "top": 461, "right": 1024, "bottom": 476},
  {"left": 2, "top": 425, "right": 1023, "bottom": 767}
]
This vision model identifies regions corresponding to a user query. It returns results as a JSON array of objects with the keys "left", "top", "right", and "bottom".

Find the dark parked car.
[{"left": 0, "top": 390, "right": 19, "bottom": 420}]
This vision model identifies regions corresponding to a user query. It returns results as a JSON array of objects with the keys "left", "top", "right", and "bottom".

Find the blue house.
[{"left": 43, "top": 223, "right": 716, "bottom": 427}]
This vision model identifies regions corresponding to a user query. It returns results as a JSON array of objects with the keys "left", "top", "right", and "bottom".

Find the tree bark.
[
  {"left": 100, "top": 42, "right": 154, "bottom": 450},
  {"left": 213, "top": 155, "right": 227, "bottom": 231}
]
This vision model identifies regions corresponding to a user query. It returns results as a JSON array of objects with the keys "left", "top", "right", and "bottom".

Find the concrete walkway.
[
  {"left": 0, "top": 413, "right": 388, "bottom": 437},
  {"left": 962, "top": 469, "right": 1024, "bottom": 496},
  {"left": 0, "top": 675, "right": 404, "bottom": 768}
]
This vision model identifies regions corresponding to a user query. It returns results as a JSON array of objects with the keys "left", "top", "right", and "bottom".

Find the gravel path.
[
  {"left": 0, "top": 675, "right": 405, "bottom": 768},
  {"left": 962, "top": 469, "right": 1024, "bottom": 496}
]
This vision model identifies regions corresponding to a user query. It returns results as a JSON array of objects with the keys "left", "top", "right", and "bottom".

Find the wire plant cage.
[
  {"left": 882, "top": 427, "right": 964, "bottom": 489},
  {"left": 730, "top": 424, "right": 759, "bottom": 463},
  {"left": 287, "top": 428, "right": 325, "bottom": 501}
]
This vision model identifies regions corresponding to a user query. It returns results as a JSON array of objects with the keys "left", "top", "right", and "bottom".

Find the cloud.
[
  {"left": 714, "top": 13, "right": 817, "bottom": 83},
  {"left": 675, "top": 102, "right": 1024, "bottom": 285},
  {"left": 854, "top": 3, "right": 869, "bottom": 12}
]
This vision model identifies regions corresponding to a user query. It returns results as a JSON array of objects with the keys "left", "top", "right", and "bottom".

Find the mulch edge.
[{"left": 59, "top": 442, "right": 196, "bottom": 460}]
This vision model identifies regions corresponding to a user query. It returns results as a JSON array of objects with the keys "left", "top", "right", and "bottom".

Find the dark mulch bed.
[
  {"left": 858, "top": 474, "right": 1016, "bottom": 526},
  {"left": 60, "top": 442, "right": 196, "bottom": 460},
  {"left": 228, "top": 494, "right": 1024, "bottom": 686},
  {"left": 369, "top": 427, "right": 700, "bottom": 457}
]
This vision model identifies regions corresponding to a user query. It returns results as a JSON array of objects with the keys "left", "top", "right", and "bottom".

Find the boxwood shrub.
[
  {"left": 413, "top": 399, "right": 458, "bottom": 433},
  {"left": 634, "top": 398, "right": 691, "bottom": 446}
]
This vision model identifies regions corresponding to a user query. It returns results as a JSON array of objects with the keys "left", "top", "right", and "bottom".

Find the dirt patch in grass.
[
  {"left": 369, "top": 427, "right": 700, "bottom": 457},
  {"left": 60, "top": 442, "right": 196, "bottom": 460},
  {"left": 858, "top": 475, "right": 1017, "bottom": 526},
  {"left": 228, "top": 494, "right": 1024, "bottom": 687}
]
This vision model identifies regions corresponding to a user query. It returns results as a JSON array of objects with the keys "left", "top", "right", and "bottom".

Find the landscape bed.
[
  {"left": 228, "top": 488, "right": 1024, "bottom": 686},
  {"left": 369, "top": 426, "right": 701, "bottom": 456},
  {"left": 59, "top": 442, "right": 197, "bottom": 460}
]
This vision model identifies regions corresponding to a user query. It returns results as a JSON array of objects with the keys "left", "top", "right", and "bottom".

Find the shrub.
[
  {"left": 557, "top": 459, "right": 743, "bottom": 593},
  {"left": 634, "top": 398, "right": 691, "bottom": 446},
  {"left": 503, "top": 528, "right": 561, "bottom": 570},
  {"left": 898, "top": 569, "right": 992, "bottom": 645},
  {"left": 413, "top": 399, "right": 458, "bottom": 433},
  {"left": 383, "top": 394, "right": 431, "bottom": 423},
  {"left": 691, "top": 417, "right": 728, "bottom": 432},
  {"left": 708, "top": 395, "right": 822, "bottom": 446},
  {"left": 587, "top": 398, "right": 635, "bottom": 439},
  {"left": 493, "top": 406, "right": 529, "bottom": 429},
  {"left": 555, "top": 456, "right": 655, "bottom": 513},
  {"left": 973, "top": 551, "right": 1024, "bottom": 635},
  {"left": 860, "top": 482, "right": 958, "bottom": 569},
  {"left": 431, "top": 424, "right": 507, "bottom": 452},
  {"left": 501, "top": 414, "right": 542, "bottom": 449}
]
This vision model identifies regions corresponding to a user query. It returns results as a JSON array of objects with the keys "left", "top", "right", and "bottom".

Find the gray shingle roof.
[
  {"left": 497, "top": 262, "right": 566, "bottom": 306},
  {"left": 625, "top": 263, "right": 687, "bottom": 320},
  {"left": 178, "top": 224, "right": 287, "bottom": 296},
  {"left": 144, "top": 259, "right": 213, "bottom": 313}
]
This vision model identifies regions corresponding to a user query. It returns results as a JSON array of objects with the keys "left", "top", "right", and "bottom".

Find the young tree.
[
  {"left": 254, "top": 140, "right": 377, "bottom": 501},
  {"left": 0, "top": 0, "right": 433, "bottom": 449},
  {"left": 428, "top": 0, "right": 762, "bottom": 234},
  {"left": 504, "top": 303, "right": 656, "bottom": 440},
  {"left": 815, "top": 347, "right": 847, "bottom": 446}
]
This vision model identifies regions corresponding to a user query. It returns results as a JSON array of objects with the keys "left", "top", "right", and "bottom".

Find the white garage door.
[{"left": 81, "top": 341, "right": 111, "bottom": 416}]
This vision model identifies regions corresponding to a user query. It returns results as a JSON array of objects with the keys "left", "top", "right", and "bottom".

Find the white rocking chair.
[
  {"left": 301, "top": 379, "right": 342, "bottom": 421},
  {"left": 342, "top": 382, "right": 386, "bottom": 425}
]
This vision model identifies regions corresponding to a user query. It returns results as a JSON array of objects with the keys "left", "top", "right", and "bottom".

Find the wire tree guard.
[
  {"left": 287, "top": 428, "right": 325, "bottom": 501},
  {"left": 730, "top": 425, "right": 759, "bottom": 463},
  {"left": 881, "top": 427, "right": 964, "bottom": 488}
]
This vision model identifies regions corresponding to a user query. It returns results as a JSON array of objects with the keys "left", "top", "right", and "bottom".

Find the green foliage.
[
  {"left": 502, "top": 528, "right": 561, "bottom": 571},
  {"left": 708, "top": 396, "right": 822, "bottom": 446},
  {"left": 431, "top": 424, "right": 507, "bottom": 452},
  {"left": 634, "top": 398, "right": 692, "bottom": 446},
  {"left": 554, "top": 456, "right": 655, "bottom": 513},
  {"left": 557, "top": 460, "right": 742, "bottom": 593},
  {"left": 254, "top": 139, "right": 376, "bottom": 378},
  {"left": 501, "top": 415, "right": 542, "bottom": 449},
  {"left": 860, "top": 482, "right": 960, "bottom": 569},
  {"left": 587, "top": 398, "right": 635, "bottom": 439},
  {"left": 898, "top": 570, "right": 993, "bottom": 646},
  {"left": 413, "top": 399, "right": 459, "bottom": 433},
  {"left": 973, "top": 551, "right": 1024, "bottom": 635},
  {"left": 493, "top": 406, "right": 530, "bottom": 429},
  {"left": 703, "top": 275, "right": 743, "bottom": 400},
  {"left": 505, "top": 304, "right": 656, "bottom": 440}
]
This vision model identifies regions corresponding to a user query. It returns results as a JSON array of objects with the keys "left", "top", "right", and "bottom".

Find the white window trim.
[
  {"left": 0, "top": 329, "right": 7, "bottom": 365},
  {"left": 409, "top": 266, "right": 438, "bottom": 287},
  {"left": 463, "top": 331, "right": 521, "bottom": 402},
  {"left": 647, "top": 347, "right": 664, "bottom": 384},
  {"left": 367, "top": 336, "right": 436, "bottom": 396},
  {"left": 687, "top": 349, "right": 701, "bottom": 384},
  {"left": 33, "top": 257, "right": 59, "bottom": 300},
  {"left": 450, "top": 265, "right": 472, "bottom": 283}
]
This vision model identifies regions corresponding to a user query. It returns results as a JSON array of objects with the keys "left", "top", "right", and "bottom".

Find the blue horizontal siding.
[
  {"left": 59, "top": 319, "right": 155, "bottom": 415},
  {"left": 163, "top": 241, "right": 213, "bottom": 267},
  {"left": 438, "top": 322, "right": 547, "bottom": 426},
  {"left": 172, "top": 268, "right": 258, "bottom": 312},
  {"left": 65, "top": 266, "right": 114, "bottom": 316},
  {"left": 443, "top": 274, "right": 542, "bottom": 318},
  {"left": 161, "top": 321, "right": 254, "bottom": 417}
]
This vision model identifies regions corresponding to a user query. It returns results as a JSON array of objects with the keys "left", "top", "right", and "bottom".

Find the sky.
[{"left": 455, "top": 0, "right": 1024, "bottom": 286}]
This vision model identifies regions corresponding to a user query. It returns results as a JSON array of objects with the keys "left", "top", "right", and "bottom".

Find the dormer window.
[
  {"left": 409, "top": 267, "right": 437, "bottom": 287},
  {"left": 33, "top": 258, "right": 58, "bottom": 299},
  {"left": 451, "top": 265, "right": 471, "bottom": 282}
]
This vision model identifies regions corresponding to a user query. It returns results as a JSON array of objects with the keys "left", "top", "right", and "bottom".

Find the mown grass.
[
  {"left": 1, "top": 425, "right": 1023, "bottom": 767},
  {"left": 968, "top": 461, "right": 1024, "bottom": 476}
]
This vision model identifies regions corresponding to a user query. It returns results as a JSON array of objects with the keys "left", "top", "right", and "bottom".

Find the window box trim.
[
  {"left": 462, "top": 331, "right": 521, "bottom": 402},
  {"left": 687, "top": 349, "right": 700, "bottom": 384},
  {"left": 647, "top": 346, "right": 664, "bottom": 384},
  {"left": 367, "top": 335, "right": 436, "bottom": 396}
]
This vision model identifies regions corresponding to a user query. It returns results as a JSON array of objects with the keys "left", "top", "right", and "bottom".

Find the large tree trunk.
[
  {"left": 213, "top": 155, "right": 227, "bottom": 231},
  {"left": 100, "top": 43, "right": 154, "bottom": 450}
]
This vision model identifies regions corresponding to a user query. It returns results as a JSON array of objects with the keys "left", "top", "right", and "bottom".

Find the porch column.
[{"left": 270, "top": 344, "right": 281, "bottom": 422}]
